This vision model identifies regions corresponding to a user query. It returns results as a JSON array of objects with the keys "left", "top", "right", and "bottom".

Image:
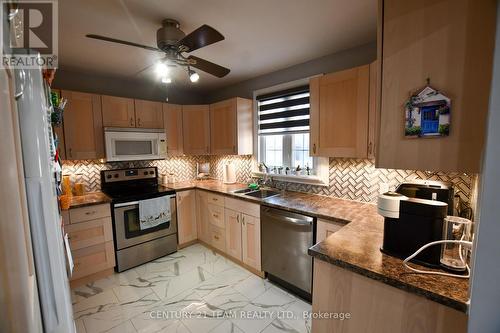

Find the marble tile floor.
[{"left": 72, "top": 243, "right": 312, "bottom": 333}]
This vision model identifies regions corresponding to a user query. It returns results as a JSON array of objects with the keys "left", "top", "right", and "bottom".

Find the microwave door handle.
[{"left": 114, "top": 201, "right": 140, "bottom": 208}]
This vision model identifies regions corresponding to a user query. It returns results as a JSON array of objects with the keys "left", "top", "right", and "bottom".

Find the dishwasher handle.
[{"left": 262, "top": 207, "right": 313, "bottom": 226}]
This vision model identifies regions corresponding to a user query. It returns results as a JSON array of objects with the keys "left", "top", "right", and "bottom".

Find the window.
[{"left": 257, "top": 85, "right": 315, "bottom": 174}]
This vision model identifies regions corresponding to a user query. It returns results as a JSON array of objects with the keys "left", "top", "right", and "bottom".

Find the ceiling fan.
[{"left": 86, "top": 19, "right": 230, "bottom": 83}]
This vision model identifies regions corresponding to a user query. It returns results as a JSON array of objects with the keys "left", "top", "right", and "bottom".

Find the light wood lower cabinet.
[
  {"left": 196, "top": 190, "right": 210, "bottom": 243},
  {"left": 208, "top": 203, "right": 225, "bottom": 229},
  {"left": 64, "top": 203, "right": 115, "bottom": 286},
  {"left": 61, "top": 90, "right": 104, "bottom": 160},
  {"left": 241, "top": 213, "right": 261, "bottom": 271},
  {"left": 312, "top": 259, "right": 466, "bottom": 333},
  {"left": 176, "top": 190, "right": 197, "bottom": 246},
  {"left": 225, "top": 208, "right": 242, "bottom": 259},
  {"left": 182, "top": 105, "right": 210, "bottom": 155},
  {"left": 72, "top": 241, "right": 115, "bottom": 280}
]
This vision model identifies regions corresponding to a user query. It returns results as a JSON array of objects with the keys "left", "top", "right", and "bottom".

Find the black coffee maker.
[{"left": 377, "top": 181, "right": 454, "bottom": 267}]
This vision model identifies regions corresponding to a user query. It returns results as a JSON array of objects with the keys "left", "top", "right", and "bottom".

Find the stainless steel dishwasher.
[{"left": 261, "top": 206, "right": 315, "bottom": 301}]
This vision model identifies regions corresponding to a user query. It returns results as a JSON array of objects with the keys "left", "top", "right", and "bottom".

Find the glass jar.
[
  {"left": 73, "top": 173, "right": 86, "bottom": 196},
  {"left": 440, "top": 216, "right": 472, "bottom": 271}
]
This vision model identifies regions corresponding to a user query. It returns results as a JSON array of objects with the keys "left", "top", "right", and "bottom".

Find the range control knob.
[
  {"left": 143, "top": 171, "right": 148, "bottom": 175},
  {"left": 149, "top": 171, "right": 154, "bottom": 175},
  {"left": 114, "top": 174, "right": 119, "bottom": 178}
]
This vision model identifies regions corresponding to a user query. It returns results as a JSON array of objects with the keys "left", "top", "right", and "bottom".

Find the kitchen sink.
[
  {"left": 232, "top": 188, "right": 255, "bottom": 194},
  {"left": 244, "top": 189, "right": 281, "bottom": 199}
]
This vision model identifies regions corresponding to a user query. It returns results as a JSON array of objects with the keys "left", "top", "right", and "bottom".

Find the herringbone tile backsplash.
[{"left": 63, "top": 156, "right": 476, "bottom": 205}]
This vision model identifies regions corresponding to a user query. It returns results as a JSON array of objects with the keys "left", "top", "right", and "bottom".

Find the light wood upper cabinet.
[
  {"left": 376, "top": 0, "right": 496, "bottom": 173},
  {"left": 177, "top": 190, "right": 197, "bottom": 246},
  {"left": 368, "top": 61, "right": 378, "bottom": 159},
  {"left": 61, "top": 90, "right": 104, "bottom": 160},
  {"left": 242, "top": 214, "right": 261, "bottom": 271},
  {"left": 101, "top": 95, "right": 135, "bottom": 127},
  {"left": 134, "top": 99, "right": 163, "bottom": 129},
  {"left": 210, "top": 97, "right": 253, "bottom": 155},
  {"left": 310, "top": 64, "right": 370, "bottom": 158},
  {"left": 182, "top": 105, "right": 210, "bottom": 155},
  {"left": 163, "top": 103, "right": 184, "bottom": 156}
]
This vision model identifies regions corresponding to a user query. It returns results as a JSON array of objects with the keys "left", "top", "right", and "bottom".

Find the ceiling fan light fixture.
[
  {"left": 155, "top": 62, "right": 169, "bottom": 77},
  {"left": 161, "top": 76, "right": 172, "bottom": 84},
  {"left": 189, "top": 69, "right": 200, "bottom": 83}
]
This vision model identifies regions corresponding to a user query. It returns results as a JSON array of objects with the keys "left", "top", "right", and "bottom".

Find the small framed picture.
[{"left": 404, "top": 83, "right": 450, "bottom": 138}]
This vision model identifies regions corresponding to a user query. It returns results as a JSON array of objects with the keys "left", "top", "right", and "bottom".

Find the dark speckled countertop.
[
  {"left": 164, "top": 179, "right": 469, "bottom": 312},
  {"left": 64, "top": 192, "right": 112, "bottom": 209}
]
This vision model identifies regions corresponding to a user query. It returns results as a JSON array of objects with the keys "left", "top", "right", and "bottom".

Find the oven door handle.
[{"left": 114, "top": 201, "right": 140, "bottom": 208}]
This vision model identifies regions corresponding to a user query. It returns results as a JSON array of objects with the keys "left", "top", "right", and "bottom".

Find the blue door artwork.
[{"left": 421, "top": 106, "right": 439, "bottom": 135}]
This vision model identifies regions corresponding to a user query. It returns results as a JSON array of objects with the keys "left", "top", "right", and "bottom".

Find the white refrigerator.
[{"left": 0, "top": 63, "right": 74, "bottom": 332}]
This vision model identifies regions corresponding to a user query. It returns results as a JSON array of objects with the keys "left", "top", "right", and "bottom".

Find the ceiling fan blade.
[
  {"left": 86, "top": 34, "right": 160, "bottom": 52},
  {"left": 178, "top": 25, "right": 224, "bottom": 52},
  {"left": 188, "top": 55, "right": 230, "bottom": 78}
]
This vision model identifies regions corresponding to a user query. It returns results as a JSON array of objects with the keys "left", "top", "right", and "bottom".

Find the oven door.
[
  {"left": 113, "top": 195, "right": 177, "bottom": 250},
  {"left": 105, "top": 128, "right": 166, "bottom": 162}
]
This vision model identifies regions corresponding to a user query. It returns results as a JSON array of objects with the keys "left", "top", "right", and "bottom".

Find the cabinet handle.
[
  {"left": 69, "top": 147, "right": 73, "bottom": 158},
  {"left": 368, "top": 142, "right": 373, "bottom": 155},
  {"left": 312, "top": 143, "right": 316, "bottom": 154},
  {"left": 214, "top": 235, "right": 219, "bottom": 240},
  {"left": 242, "top": 216, "right": 245, "bottom": 226},
  {"left": 130, "top": 117, "right": 134, "bottom": 126},
  {"left": 212, "top": 198, "right": 218, "bottom": 202},
  {"left": 85, "top": 210, "right": 96, "bottom": 215},
  {"left": 213, "top": 213, "right": 219, "bottom": 218},
  {"left": 236, "top": 214, "right": 239, "bottom": 223},
  {"left": 137, "top": 118, "right": 142, "bottom": 127}
]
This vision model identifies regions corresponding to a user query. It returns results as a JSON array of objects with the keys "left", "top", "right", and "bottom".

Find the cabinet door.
[
  {"left": 71, "top": 241, "right": 115, "bottom": 280},
  {"left": 242, "top": 214, "right": 261, "bottom": 271},
  {"left": 367, "top": 61, "right": 378, "bottom": 159},
  {"left": 163, "top": 103, "right": 183, "bottom": 156},
  {"left": 210, "top": 98, "right": 237, "bottom": 154},
  {"left": 377, "top": 0, "right": 496, "bottom": 173},
  {"left": 177, "top": 190, "right": 197, "bottom": 245},
  {"left": 61, "top": 90, "right": 104, "bottom": 160},
  {"left": 66, "top": 217, "right": 113, "bottom": 250},
  {"left": 102, "top": 95, "right": 135, "bottom": 127},
  {"left": 225, "top": 209, "right": 242, "bottom": 260},
  {"left": 196, "top": 190, "right": 210, "bottom": 243},
  {"left": 310, "top": 65, "right": 369, "bottom": 158},
  {"left": 134, "top": 99, "right": 163, "bottom": 128},
  {"left": 182, "top": 105, "right": 210, "bottom": 155}
]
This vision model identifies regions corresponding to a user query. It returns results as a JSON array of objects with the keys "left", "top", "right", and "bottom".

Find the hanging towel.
[{"left": 139, "top": 196, "right": 171, "bottom": 230}]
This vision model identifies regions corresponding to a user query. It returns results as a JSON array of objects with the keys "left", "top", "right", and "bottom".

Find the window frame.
[{"left": 252, "top": 77, "right": 329, "bottom": 186}]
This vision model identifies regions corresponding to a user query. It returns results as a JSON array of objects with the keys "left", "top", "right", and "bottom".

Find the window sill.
[{"left": 252, "top": 171, "right": 329, "bottom": 187}]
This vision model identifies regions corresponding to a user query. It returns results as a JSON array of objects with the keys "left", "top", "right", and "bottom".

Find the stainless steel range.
[{"left": 101, "top": 167, "right": 177, "bottom": 272}]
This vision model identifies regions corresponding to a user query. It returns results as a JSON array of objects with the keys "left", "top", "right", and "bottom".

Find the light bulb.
[
  {"left": 161, "top": 76, "right": 172, "bottom": 84},
  {"left": 189, "top": 70, "right": 200, "bottom": 83},
  {"left": 155, "top": 62, "right": 168, "bottom": 77}
]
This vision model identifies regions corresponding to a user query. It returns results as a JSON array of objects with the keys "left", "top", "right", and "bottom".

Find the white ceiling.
[{"left": 58, "top": 0, "right": 376, "bottom": 90}]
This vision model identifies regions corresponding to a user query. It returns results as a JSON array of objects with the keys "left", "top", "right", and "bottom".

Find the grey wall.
[
  {"left": 202, "top": 41, "right": 377, "bottom": 103},
  {"left": 468, "top": 3, "right": 500, "bottom": 332},
  {"left": 52, "top": 68, "right": 206, "bottom": 104}
]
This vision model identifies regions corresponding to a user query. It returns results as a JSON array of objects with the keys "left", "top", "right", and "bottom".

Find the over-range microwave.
[{"left": 104, "top": 127, "right": 166, "bottom": 162}]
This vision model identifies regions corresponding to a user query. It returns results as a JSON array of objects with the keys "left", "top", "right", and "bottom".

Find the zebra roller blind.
[{"left": 257, "top": 85, "right": 310, "bottom": 134}]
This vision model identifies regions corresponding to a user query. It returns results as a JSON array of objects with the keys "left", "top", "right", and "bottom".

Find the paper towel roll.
[{"left": 223, "top": 163, "right": 236, "bottom": 184}]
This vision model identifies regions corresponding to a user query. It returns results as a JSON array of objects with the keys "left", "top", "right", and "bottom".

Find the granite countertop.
[
  {"left": 64, "top": 192, "right": 112, "bottom": 209},
  {"left": 164, "top": 180, "right": 469, "bottom": 312}
]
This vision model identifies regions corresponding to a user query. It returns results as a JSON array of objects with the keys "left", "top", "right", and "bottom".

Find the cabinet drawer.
[
  {"left": 69, "top": 204, "right": 111, "bottom": 224},
  {"left": 66, "top": 217, "right": 113, "bottom": 250},
  {"left": 207, "top": 193, "right": 224, "bottom": 207},
  {"left": 225, "top": 197, "right": 260, "bottom": 217},
  {"left": 71, "top": 241, "right": 115, "bottom": 280},
  {"left": 208, "top": 203, "right": 225, "bottom": 228},
  {"left": 210, "top": 225, "right": 226, "bottom": 252}
]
